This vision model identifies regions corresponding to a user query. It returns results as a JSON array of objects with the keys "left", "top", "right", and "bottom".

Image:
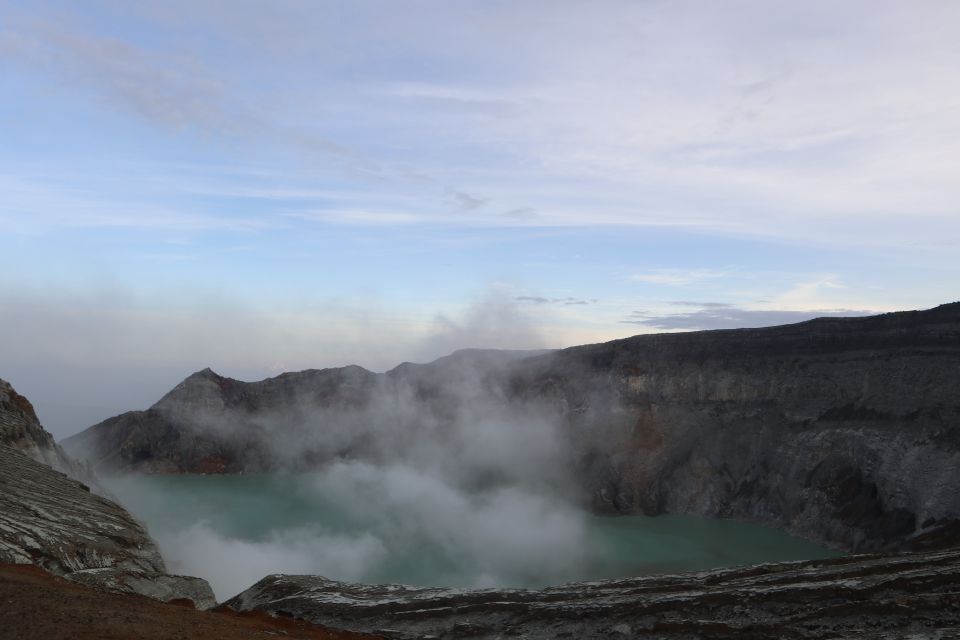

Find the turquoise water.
[{"left": 106, "top": 472, "right": 840, "bottom": 599}]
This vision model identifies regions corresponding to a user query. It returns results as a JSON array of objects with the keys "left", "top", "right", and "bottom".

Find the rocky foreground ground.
[
  {"left": 224, "top": 547, "right": 960, "bottom": 639},
  {"left": 0, "top": 564, "right": 379, "bottom": 640}
]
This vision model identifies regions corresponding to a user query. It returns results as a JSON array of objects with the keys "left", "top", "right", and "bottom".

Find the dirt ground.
[{"left": 0, "top": 564, "right": 380, "bottom": 640}]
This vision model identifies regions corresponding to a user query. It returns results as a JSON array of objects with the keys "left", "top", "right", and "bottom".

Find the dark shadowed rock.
[{"left": 506, "top": 302, "right": 960, "bottom": 552}]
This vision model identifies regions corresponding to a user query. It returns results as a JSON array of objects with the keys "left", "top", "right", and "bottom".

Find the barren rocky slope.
[{"left": 0, "top": 378, "right": 215, "bottom": 608}]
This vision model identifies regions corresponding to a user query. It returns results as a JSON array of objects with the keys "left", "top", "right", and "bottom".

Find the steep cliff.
[
  {"left": 63, "top": 304, "right": 960, "bottom": 553},
  {"left": 510, "top": 302, "right": 960, "bottom": 552},
  {"left": 0, "top": 379, "right": 216, "bottom": 609},
  {"left": 0, "top": 379, "right": 83, "bottom": 476}
]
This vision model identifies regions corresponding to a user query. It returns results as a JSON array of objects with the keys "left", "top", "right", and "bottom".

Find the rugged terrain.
[
  {"left": 522, "top": 302, "right": 960, "bottom": 553},
  {"left": 65, "top": 303, "right": 960, "bottom": 553},
  {"left": 44, "top": 302, "right": 960, "bottom": 638},
  {"left": 0, "top": 564, "right": 378, "bottom": 640},
  {"left": 0, "top": 378, "right": 216, "bottom": 608},
  {"left": 225, "top": 546, "right": 960, "bottom": 639}
]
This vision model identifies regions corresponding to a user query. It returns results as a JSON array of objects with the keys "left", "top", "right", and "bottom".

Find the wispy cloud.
[
  {"left": 451, "top": 190, "right": 488, "bottom": 211},
  {"left": 0, "top": 173, "right": 278, "bottom": 234},
  {"left": 515, "top": 296, "right": 597, "bottom": 306},
  {"left": 289, "top": 208, "right": 425, "bottom": 226},
  {"left": 0, "top": 7, "right": 486, "bottom": 215},
  {"left": 622, "top": 306, "right": 875, "bottom": 331},
  {"left": 5, "top": 2, "right": 960, "bottom": 246},
  {"left": 629, "top": 269, "right": 730, "bottom": 287},
  {"left": 669, "top": 301, "right": 735, "bottom": 309},
  {"left": 1, "top": 16, "right": 236, "bottom": 134}
]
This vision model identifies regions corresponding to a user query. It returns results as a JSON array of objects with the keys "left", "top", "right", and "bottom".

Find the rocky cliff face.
[
  {"left": 510, "top": 302, "right": 960, "bottom": 553},
  {"left": 0, "top": 378, "right": 216, "bottom": 609},
  {"left": 0, "top": 443, "right": 164, "bottom": 574},
  {"left": 0, "top": 379, "right": 83, "bottom": 476},
  {"left": 64, "top": 304, "right": 960, "bottom": 555}
]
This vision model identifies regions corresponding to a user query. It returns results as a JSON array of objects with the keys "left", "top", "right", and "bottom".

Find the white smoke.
[
  {"left": 308, "top": 461, "right": 590, "bottom": 588},
  {"left": 102, "top": 295, "right": 600, "bottom": 600},
  {"left": 155, "top": 522, "right": 387, "bottom": 600}
]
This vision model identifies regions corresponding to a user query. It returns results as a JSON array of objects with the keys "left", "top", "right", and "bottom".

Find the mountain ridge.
[{"left": 64, "top": 303, "right": 960, "bottom": 553}]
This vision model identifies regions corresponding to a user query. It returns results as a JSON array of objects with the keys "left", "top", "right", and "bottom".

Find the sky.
[{"left": 1, "top": 0, "right": 959, "bottom": 436}]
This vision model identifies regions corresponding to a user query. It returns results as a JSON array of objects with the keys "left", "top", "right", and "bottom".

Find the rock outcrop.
[
  {"left": 0, "top": 442, "right": 165, "bottom": 574},
  {"left": 0, "top": 379, "right": 84, "bottom": 477},
  {"left": 224, "top": 546, "right": 960, "bottom": 639},
  {"left": 0, "top": 378, "right": 216, "bottom": 609}
]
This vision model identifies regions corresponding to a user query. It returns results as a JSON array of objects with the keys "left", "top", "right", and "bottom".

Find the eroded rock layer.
[
  {"left": 0, "top": 443, "right": 216, "bottom": 609},
  {"left": 225, "top": 547, "right": 960, "bottom": 639},
  {"left": 0, "top": 379, "right": 82, "bottom": 476},
  {"left": 0, "top": 378, "right": 217, "bottom": 609},
  {"left": 0, "top": 443, "right": 164, "bottom": 574}
]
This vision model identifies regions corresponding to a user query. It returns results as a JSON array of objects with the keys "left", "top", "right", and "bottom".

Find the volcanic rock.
[
  {"left": 224, "top": 547, "right": 960, "bottom": 639},
  {"left": 0, "top": 378, "right": 216, "bottom": 609},
  {"left": 0, "top": 378, "right": 83, "bottom": 477},
  {"left": 64, "top": 304, "right": 960, "bottom": 554}
]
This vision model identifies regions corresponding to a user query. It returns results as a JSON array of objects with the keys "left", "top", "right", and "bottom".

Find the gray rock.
[
  {"left": 0, "top": 443, "right": 165, "bottom": 574},
  {"left": 0, "top": 378, "right": 217, "bottom": 609},
  {"left": 509, "top": 302, "right": 960, "bottom": 552},
  {"left": 0, "top": 443, "right": 216, "bottom": 608},
  {"left": 0, "top": 378, "right": 85, "bottom": 478},
  {"left": 223, "top": 547, "right": 960, "bottom": 639},
  {"left": 65, "top": 567, "right": 218, "bottom": 610}
]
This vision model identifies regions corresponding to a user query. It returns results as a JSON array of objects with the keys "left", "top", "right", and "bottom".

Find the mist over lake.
[{"left": 106, "top": 471, "right": 839, "bottom": 600}]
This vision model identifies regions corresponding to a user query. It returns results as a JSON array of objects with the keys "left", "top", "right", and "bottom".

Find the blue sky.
[{"left": 2, "top": 0, "right": 959, "bottom": 435}]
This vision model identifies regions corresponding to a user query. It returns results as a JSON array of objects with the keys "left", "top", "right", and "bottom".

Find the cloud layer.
[
  {"left": 1, "top": 1, "right": 957, "bottom": 438},
  {"left": 3, "top": 1, "right": 960, "bottom": 245},
  {"left": 623, "top": 304, "right": 876, "bottom": 331}
]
